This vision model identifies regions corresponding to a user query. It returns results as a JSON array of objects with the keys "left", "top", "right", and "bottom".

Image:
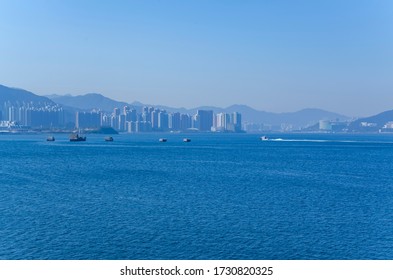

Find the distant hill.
[
  {"left": 0, "top": 84, "right": 55, "bottom": 106},
  {"left": 9, "top": 84, "right": 393, "bottom": 132},
  {"left": 47, "top": 93, "right": 349, "bottom": 129},
  {"left": 46, "top": 93, "right": 133, "bottom": 112},
  {"left": 348, "top": 109, "right": 393, "bottom": 132},
  {"left": 222, "top": 106, "right": 349, "bottom": 128},
  {"left": 155, "top": 105, "right": 349, "bottom": 128}
]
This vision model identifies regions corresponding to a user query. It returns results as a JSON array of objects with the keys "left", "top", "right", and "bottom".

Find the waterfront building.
[
  {"left": 180, "top": 114, "right": 191, "bottom": 131},
  {"left": 76, "top": 111, "right": 101, "bottom": 129},
  {"left": 8, "top": 106, "right": 17, "bottom": 122},
  {"left": 126, "top": 108, "right": 137, "bottom": 122},
  {"left": 232, "top": 112, "right": 242, "bottom": 132},
  {"left": 169, "top": 112, "right": 181, "bottom": 130},
  {"left": 196, "top": 110, "right": 213, "bottom": 131},
  {"left": 118, "top": 114, "right": 126, "bottom": 131},
  {"left": 158, "top": 111, "right": 169, "bottom": 131},
  {"left": 215, "top": 113, "right": 230, "bottom": 131},
  {"left": 151, "top": 109, "right": 160, "bottom": 130},
  {"left": 319, "top": 120, "right": 332, "bottom": 131},
  {"left": 214, "top": 112, "right": 242, "bottom": 132}
]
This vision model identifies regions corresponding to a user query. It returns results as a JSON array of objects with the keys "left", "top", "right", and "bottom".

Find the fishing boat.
[
  {"left": 159, "top": 138, "right": 167, "bottom": 142},
  {"left": 183, "top": 138, "right": 191, "bottom": 142},
  {"left": 69, "top": 133, "right": 86, "bottom": 142},
  {"left": 104, "top": 136, "right": 114, "bottom": 142},
  {"left": 46, "top": 136, "right": 55, "bottom": 141}
]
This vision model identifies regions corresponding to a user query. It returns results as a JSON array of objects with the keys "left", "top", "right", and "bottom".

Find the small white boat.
[
  {"left": 183, "top": 138, "right": 191, "bottom": 142},
  {"left": 159, "top": 138, "right": 167, "bottom": 142},
  {"left": 260, "top": 136, "right": 269, "bottom": 141}
]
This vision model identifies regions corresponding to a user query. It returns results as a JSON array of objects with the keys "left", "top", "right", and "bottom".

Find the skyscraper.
[
  {"left": 158, "top": 111, "right": 169, "bottom": 130},
  {"left": 169, "top": 112, "right": 181, "bottom": 130},
  {"left": 232, "top": 112, "right": 242, "bottom": 132},
  {"left": 75, "top": 111, "right": 101, "bottom": 129},
  {"left": 196, "top": 110, "right": 213, "bottom": 131}
]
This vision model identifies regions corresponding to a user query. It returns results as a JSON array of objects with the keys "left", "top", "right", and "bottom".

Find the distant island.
[{"left": 1, "top": 83, "right": 393, "bottom": 133}]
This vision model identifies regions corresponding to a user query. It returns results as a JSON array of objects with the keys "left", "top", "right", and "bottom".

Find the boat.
[
  {"left": 260, "top": 136, "right": 269, "bottom": 141},
  {"left": 46, "top": 136, "right": 55, "bottom": 141},
  {"left": 104, "top": 136, "right": 114, "bottom": 142},
  {"left": 69, "top": 133, "right": 86, "bottom": 142},
  {"left": 159, "top": 138, "right": 167, "bottom": 142},
  {"left": 183, "top": 138, "right": 191, "bottom": 142}
]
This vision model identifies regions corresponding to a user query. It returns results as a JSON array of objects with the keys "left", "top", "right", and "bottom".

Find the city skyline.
[
  {"left": 1, "top": 1, "right": 392, "bottom": 116},
  {"left": 0, "top": 83, "right": 354, "bottom": 133}
]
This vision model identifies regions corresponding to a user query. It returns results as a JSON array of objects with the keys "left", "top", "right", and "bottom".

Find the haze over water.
[{"left": 1, "top": 133, "right": 392, "bottom": 259}]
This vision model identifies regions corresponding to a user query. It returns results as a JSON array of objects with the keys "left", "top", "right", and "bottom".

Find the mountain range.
[
  {"left": 0, "top": 84, "right": 55, "bottom": 106},
  {"left": 4, "top": 84, "right": 393, "bottom": 131},
  {"left": 46, "top": 91, "right": 349, "bottom": 128}
]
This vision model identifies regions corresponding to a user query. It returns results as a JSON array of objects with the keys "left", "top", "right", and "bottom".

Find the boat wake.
[
  {"left": 270, "top": 138, "right": 330, "bottom": 142},
  {"left": 267, "top": 138, "right": 382, "bottom": 144}
]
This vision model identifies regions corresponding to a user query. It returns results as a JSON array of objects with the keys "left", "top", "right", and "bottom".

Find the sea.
[{"left": 1, "top": 133, "right": 392, "bottom": 260}]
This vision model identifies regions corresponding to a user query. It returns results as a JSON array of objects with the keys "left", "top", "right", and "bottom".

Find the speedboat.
[
  {"left": 183, "top": 138, "right": 191, "bottom": 142},
  {"left": 260, "top": 136, "right": 269, "bottom": 141},
  {"left": 159, "top": 138, "right": 167, "bottom": 142}
]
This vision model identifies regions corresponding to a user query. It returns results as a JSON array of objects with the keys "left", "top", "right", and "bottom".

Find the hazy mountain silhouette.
[
  {"left": 0, "top": 84, "right": 55, "bottom": 106},
  {"left": 47, "top": 92, "right": 349, "bottom": 128},
  {"left": 348, "top": 109, "right": 393, "bottom": 132},
  {"left": 8, "top": 84, "right": 393, "bottom": 131},
  {"left": 223, "top": 105, "right": 349, "bottom": 127},
  {"left": 46, "top": 93, "right": 132, "bottom": 112}
]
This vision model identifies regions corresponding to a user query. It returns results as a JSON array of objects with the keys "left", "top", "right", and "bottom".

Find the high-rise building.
[
  {"left": 196, "top": 110, "right": 213, "bottom": 131},
  {"left": 169, "top": 112, "right": 181, "bottom": 130},
  {"left": 180, "top": 114, "right": 191, "bottom": 131},
  {"left": 76, "top": 111, "right": 101, "bottom": 129},
  {"left": 101, "top": 114, "right": 111, "bottom": 127},
  {"left": 126, "top": 108, "right": 137, "bottom": 122},
  {"left": 118, "top": 114, "right": 126, "bottom": 131},
  {"left": 158, "top": 111, "right": 169, "bottom": 131},
  {"left": 232, "top": 112, "right": 242, "bottom": 132},
  {"left": 123, "top": 106, "right": 130, "bottom": 115},
  {"left": 151, "top": 109, "right": 160, "bottom": 130},
  {"left": 215, "top": 113, "right": 230, "bottom": 131},
  {"left": 8, "top": 106, "right": 16, "bottom": 122},
  {"left": 214, "top": 112, "right": 242, "bottom": 132}
]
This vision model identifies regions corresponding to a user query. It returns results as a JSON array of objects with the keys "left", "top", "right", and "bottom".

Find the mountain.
[
  {"left": 270, "top": 108, "right": 349, "bottom": 128},
  {"left": 9, "top": 84, "right": 393, "bottom": 132},
  {"left": 0, "top": 84, "right": 55, "bottom": 106},
  {"left": 125, "top": 104, "right": 349, "bottom": 128},
  {"left": 177, "top": 104, "right": 348, "bottom": 128},
  {"left": 46, "top": 93, "right": 133, "bottom": 112},
  {"left": 348, "top": 109, "right": 393, "bottom": 132},
  {"left": 46, "top": 93, "right": 349, "bottom": 128}
]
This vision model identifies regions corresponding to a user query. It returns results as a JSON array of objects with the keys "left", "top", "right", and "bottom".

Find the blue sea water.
[{"left": 0, "top": 133, "right": 393, "bottom": 260}]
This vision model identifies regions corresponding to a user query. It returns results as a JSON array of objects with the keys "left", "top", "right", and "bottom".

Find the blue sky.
[{"left": 0, "top": 0, "right": 392, "bottom": 116}]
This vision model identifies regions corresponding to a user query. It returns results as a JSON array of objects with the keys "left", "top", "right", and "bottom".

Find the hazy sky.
[{"left": 1, "top": 0, "right": 392, "bottom": 116}]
